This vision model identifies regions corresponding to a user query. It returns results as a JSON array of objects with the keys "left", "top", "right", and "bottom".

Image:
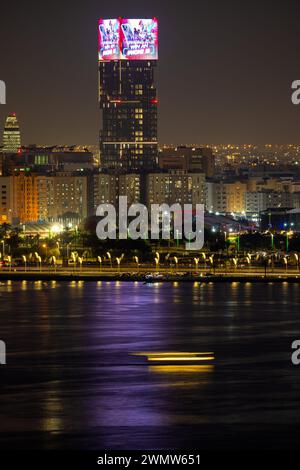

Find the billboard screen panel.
[
  {"left": 120, "top": 18, "right": 158, "bottom": 60},
  {"left": 98, "top": 19, "right": 121, "bottom": 61}
]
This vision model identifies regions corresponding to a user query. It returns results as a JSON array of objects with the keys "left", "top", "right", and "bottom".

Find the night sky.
[{"left": 1, "top": 0, "right": 300, "bottom": 145}]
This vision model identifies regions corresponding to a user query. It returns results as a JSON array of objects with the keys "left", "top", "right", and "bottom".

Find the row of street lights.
[{"left": 1, "top": 248, "right": 299, "bottom": 273}]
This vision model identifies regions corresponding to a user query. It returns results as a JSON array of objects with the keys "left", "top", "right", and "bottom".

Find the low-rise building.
[{"left": 245, "top": 190, "right": 293, "bottom": 215}]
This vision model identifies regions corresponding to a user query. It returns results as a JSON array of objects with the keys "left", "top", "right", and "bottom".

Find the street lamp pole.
[{"left": 271, "top": 233, "right": 274, "bottom": 250}]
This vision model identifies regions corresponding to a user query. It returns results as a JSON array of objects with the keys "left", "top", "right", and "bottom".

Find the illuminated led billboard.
[
  {"left": 120, "top": 18, "right": 158, "bottom": 60},
  {"left": 98, "top": 18, "right": 158, "bottom": 61},
  {"left": 98, "top": 19, "right": 121, "bottom": 61}
]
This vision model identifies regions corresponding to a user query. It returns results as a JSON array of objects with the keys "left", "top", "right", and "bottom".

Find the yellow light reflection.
[
  {"left": 132, "top": 351, "right": 215, "bottom": 363},
  {"left": 149, "top": 365, "right": 214, "bottom": 374},
  {"left": 147, "top": 356, "right": 214, "bottom": 362},
  {"left": 133, "top": 352, "right": 214, "bottom": 357}
]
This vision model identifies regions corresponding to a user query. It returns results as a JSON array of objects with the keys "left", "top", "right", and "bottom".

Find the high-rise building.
[
  {"left": 98, "top": 18, "right": 158, "bottom": 172},
  {"left": 2, "top": 113, "right": 21, "bottom": 153},
  {"left": 11, "top": 173, "right": 38, "bottom": 222}
]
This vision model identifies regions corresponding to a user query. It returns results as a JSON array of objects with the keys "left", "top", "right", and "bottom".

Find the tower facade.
[
  {"left": 98, "top": 18, "right": 158, "bottom": 172},
  {"left": 2, "top": 113, "right": 21, "bottom": 153}
]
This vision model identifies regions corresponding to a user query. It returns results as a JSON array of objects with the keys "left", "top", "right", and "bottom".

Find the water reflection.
[
  {"left": 0, "top": 281, "right": 300, "bottom": 449},
  {"left": 149, "top": 365, "right": 214, "bottom": 374}
]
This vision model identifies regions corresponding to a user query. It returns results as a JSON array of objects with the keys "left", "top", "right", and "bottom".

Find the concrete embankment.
[{"left": 1, "top": 271, "right": 300, "bottom": 283}]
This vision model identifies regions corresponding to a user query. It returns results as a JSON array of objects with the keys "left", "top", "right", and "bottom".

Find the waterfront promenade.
[{"left": 1, "top": 266, "right": 300, "bottom": 282}]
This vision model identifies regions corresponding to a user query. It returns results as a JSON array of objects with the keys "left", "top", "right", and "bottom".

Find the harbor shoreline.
[{"left": 1, "top": 272, "right": 300, "bottom": 283}]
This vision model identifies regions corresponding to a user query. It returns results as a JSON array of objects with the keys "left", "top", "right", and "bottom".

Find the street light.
[
  {"left": 106, "top": 252, "right": 112, "bottom": 268},
  {"left": 42, "top": 243, "right": 48, "bottom": 259},
  {"left": 174, "top": 256, "right": 178, "bottom": 270},
  {"left": 36, "top": 255, "right": 42, "bottom": 272},
  {"left": 71, "top": 252, "right": 77, "bottom": 270},
  {"left": 51, "top": 224, "right": 63, "bottom": 235},
  {"left": 116, "top": 257, "right": 122, "bottom": 273},
  {"left": 209, "top": 255, "right": 215, "bottom": 273},
  {"left": 270, "top": 233, "right": 274, "bottom": 250},
  {"left": 133, "top": 256, "right": 139, "bottom": 271},
  {"left": 97, "top": 256, "right": 102, "bottom": 271},
  {"left": 194, "top": 257, "right": 199, "bottom": 270},
  {"left": 294, "top": 253, "right": 299, "bottom": 271},
  {"left": 201, "top": 252, "right": 207, "bottom": 270},
  {"left": 22, "top": 255, "right": 27, "bottom": 272}
]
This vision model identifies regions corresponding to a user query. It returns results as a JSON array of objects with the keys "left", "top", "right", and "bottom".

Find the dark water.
[{"left": 0, "top": 280, "right": 300, "bottom": 450}]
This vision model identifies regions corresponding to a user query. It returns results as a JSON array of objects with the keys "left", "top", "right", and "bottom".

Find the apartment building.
[{"left": 146, "top": 171, "right": 205, "bottom": 207}]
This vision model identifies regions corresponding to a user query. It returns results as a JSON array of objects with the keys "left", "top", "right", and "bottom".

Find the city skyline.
[
  {"left": 1, "top": 0, "right": 300, "bottom": 145},
  {"left": 2, "top": 3, "right": 300, "bottom": 460}
]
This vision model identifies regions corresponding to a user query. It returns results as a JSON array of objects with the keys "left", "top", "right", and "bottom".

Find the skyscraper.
[
  {"left": 2, "top": 113, "right": 21, "bottom": 153},
  {"left": 98, "top": 18, "right": 158, "bottom": 172}
]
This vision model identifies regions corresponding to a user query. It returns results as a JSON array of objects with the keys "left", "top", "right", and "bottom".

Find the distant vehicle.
[
  {"left": 1, "top": 261, "right": 18, "bottom": 268},
  {"left": 144, "top": 273, "right": 164, "bottom": 282}
]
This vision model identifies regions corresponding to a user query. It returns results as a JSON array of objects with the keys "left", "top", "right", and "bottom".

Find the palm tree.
[{"left": 0, "top": 223, "right": 12, "bottom": 239}]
